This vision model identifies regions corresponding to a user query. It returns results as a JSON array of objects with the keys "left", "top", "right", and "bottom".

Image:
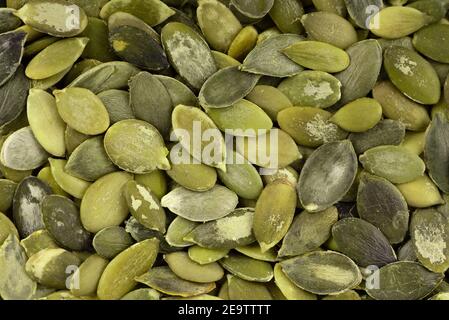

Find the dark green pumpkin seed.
[{"left": 0, "top": 30, "right": 26, "bottom": 87}]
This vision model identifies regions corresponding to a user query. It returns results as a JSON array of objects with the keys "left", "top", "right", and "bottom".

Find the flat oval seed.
[
  {"left": 344, "top": 0, "right": 384, "bottom": 29},
  {"left": 269, "top": 0, "right": 304, "bottom": 34},
  {"left": 366, "top": 261, "right": 444, "bottom": 300},
  {"left": 165, "top": 251, "right": 224, "bottom": 283},
  {"left": 411, "top": 209, "right": 449, "bottom": 273},
  {"left": 123, "top": 180, "right": 166, "bottom": 233},
  {"left": 199, "top": 66, "right": 261, "bottom": 109},
  {"left": 26, "top": 37, "right": 89, "bottom": 80},
  {"left": 241, "top": 34, "right": 304, "bottom": 77},
  {"left": 401, "top": 131, "right": 426, "bottom": 156},
  {"left": 359, "top": 145, "right": 425, "bottom": 184},
  {"left": 161, "top": 185, "right": 238, "bottom": 222},
  {"left": 15, "top": 1, "right": 88, "bottom": 37},
  {"left": 335, "top": 39, "right": 382, "bottom": 105},
  {"left": 332, "top": 218, "right": 397, "bottom": 267},
  {"left": 36, "top": 167, "right": 66, "bottom": 197},
  {"left": 384, "top": 46, "right": 440, "bottom": 105},
  {"left": 161, "top": 22, "right": 217, "bottom": 90},
  {"left": 413, "top": 24, "right": 449, "bottom": 64},
  {"left": 330, "top": 98, "right": 382, "bottom": 133},
  {"left": 0, "top": 8, "right": 22, "bottom": 34},
  {"left": 397, "top": 175, "right": 444, "bottom": 208},
  {"left": 424, "top": 113, "right": 449, "bottom": 193},
  {"left": 184, "top": 208, "right": 255, "bottom": 249},
  {"left": 104, "top": 119, "right": 170, "bottom": 174},
  {"left": 80, "top": 17, "right": 117, "bottom": 62},
  {"left": 246, "top": 85, "right": 292, "bottom": 120},
  {"left": 27, "top": 89, "right": 65, "bottom": 157},
  {"left": 220, "top": 253, "right": 273, "bottom": 282},
  {"left": 227, "top": 274, "right": 272, "bottom": 300},
  {"left": 99, "top": 0, "right": 175, "bottom": 26},
  {"left": 80, "top": 171, "right": 133, "bottom": 233},
  {"left": 254, "top": 181, "right": 296, "bottom": 252},
  {"left": 197, "top": 0, "right": 242, "bottom": 52},
  {"left": 277, "top": 71, "right": 342, "bottom": 109},
  {"left": 0, "top": 209, "right": 18, "bottom": 242},
  {"left": 298, "top": 140, "right": 357, "bottom": 212},
  {"left": 69, "top": 254, "right": 108, "bottom": 297},
  {"left": 154, "top": 75, "right": 198, "bottom": 107},
  {"left": 280, "top": 251, "right": 362, "bottom": 295},
  {"left": 121, "top": 288, "right": 160, "bottom": 300},
  {"left": 369, "top": 6, "right": 431, "bottom": 39},
  {"left": 97, "top": 238, "right": 159, "bottom": 300},
  {"left": 230, "top": 0, "right": 274, "bottom": 20},
  {"left": 93, "top": 226, "right": 134, "bottom": 259},
  {"left": 135, "top": 266, "right": 215, "bottom": 297},
  {"left": 54, "top": 87, "right": 110, "bottom": 135},
  {"left": 0, "top": 65, "right": 29, "bottom": 129},
  {"left": 25, "top": 248, "right": 81, "bottom": 289},
  {"left": 0, "top": 30, "right": 26, "bottom": 87},
  {"left": 357, "top": 173, "right": 409, "bottom": 244},
  {"left": 165, "top": 216, "right": 198, "bottom": 248},
  {"left": 279, "top": 207, "right": 338, "bottom": 257},
  {"left": 0, "top": 235, "right": 37, "bottom": 300},
  {"left": 235, "top": 243, "right": 277, "bottom": 262},
  {"left": 41, "top": 195, "right": 91, "bottom": 251},
  {"left": 212, "top": 50, "right": 241, "bottom": 69},
  {"left": 188, "top": 246, "right": 229, "bottom": 265},
  {"left": 20, "top": 230, "right": 58, "bottom": 258},
  {"left": 49, "top": 158, "right": 91, "bottom": 199},
  {"left": 97, "top": 90, "right": 134, "bottom": 124},
  {"left": 283, "top": 41, "right": 350, "bottom": 73},
  {"left": 273, "top": 263, "right": 316, "bottom": 301},
  {"left": 228, "top": 25, "right": 258, "bottom": 61},
  {"left": 135, "top": 169, "right": 167, "bottom": 200},
  {"left": 12, "top": 176, "right": 52, "bottom": 238}
]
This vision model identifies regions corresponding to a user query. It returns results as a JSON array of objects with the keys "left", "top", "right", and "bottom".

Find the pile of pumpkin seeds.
[{"left": 2, "top": 0, "right": 449, "bottom": 301}]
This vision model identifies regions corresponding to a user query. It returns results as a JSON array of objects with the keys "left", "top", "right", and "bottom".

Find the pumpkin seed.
[
  {"left": 161, "top": 185, "right": 238, "bottom": 222},
  {"left": 413, "top": 24, "right": 449, "bottom": 64},
  {"left": 230, "top": 0, "right": 274, "bottom": 20},
  {"left": 80, "top": 17, "right": 117, "bottom": 62},
  {"left": 165, "top": 216, "right": 198, "bottom": 248},
  {"left": 220, "top": 252, "right": 273, "bottom": 282},
  {"left": 92, "top": 226, "right": 134, "bottom": 259},
  {"left": 0, "top": 179, "right": 17, "bottom": 213},
  {"left": 97, "top": 90, "right": 134, "bottom": 124},
  {"left": 246, "top": 85, "right": 292, "bottom": 120},
  {"left": 154, "top": 74, "right": 198, "bottom": 107},
  {"left": 407, "top": 0, "right": 447, "bottom": 24},
  {"left": 359, "top": 145, "right": 426, "bottom": 184},
  {"left": 62, "top": 59, "right": 101, "bottom": 86},
  {"left": 104, "top": 119, "right": 170, "bottom": 174},
  {"left": 0, "top": 30, "right": 26, "bottom": 87},
  {"left": 69, "top": 254, "right": 108, "bottom": 297},
  {"left": 188, "top": 246, "right": 229, "bottom": 265},
  {"left": 135, "top": 266, "right": 215, "bottom": 297},
  {"left": 344, "top": 0, "right": 384, "bottom": 29},
  {"left": 20, "top": 229, "right": 58, "bottom": 258},
  {"left": 269, "top": 0, "right": 304, "bottom": 34},
  {"left": 397, "top": 175, "right": 444, "bottom": 208},
  {"left": 135, "top": 170, "right": 167, "bottom": 200},
  {"left": 226, "top": 274, "right": 272, "bottom": 300},
  {"left": 80, "top": 171, "right": 133, "bottom": 233},
  {"left": 49, "top": 158, "right": 91, "bottom": 199},
  {"left": 0, "top": 8, "right": 22, "bottom": 34},
  {"left": 121, "top": 288, "right": 161, "bottom": 300},
  {"left": 228, "top": 26, "right": 258, "bottom": 61},
  {"left": 280, "top": 251, "right": 362, "bottom": 295},
  {"left": 330, "top": 98, "right": 383, "bottom": 133},
  {"left": 273, "top": 263, "right": 316, "bottom": 300},
  {"left": 212, "top": 50, "right": 241, "bottom": 69},
  {"left": 97, "top": 238, "right": 159, "bottom": 300},
  {"left": 298, "top": 140, "right": 358, "bottom": 212},
  {"left": 235, "top": 243, "right": 277, "bottom": 262},
  {"left": 279, "top": 207, "right": 338, "bottom": 257}
]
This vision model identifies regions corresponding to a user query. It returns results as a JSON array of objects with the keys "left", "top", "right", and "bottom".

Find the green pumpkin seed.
[
  {"left": 0, "top": 65, "right": 29, "bottom": 130},
  {"left": 154, "top": 74, "right": 198, "bottom": 107},
  {"left": 384, "top": 45, "right": 440, "bottom": 105},
  {"left": 359, "top": 145, "right": 426, "bottom": 184},
  {"left": 349, "top": 120, "right": 406, "bottom": 154},
  {"left": 121, "top": 288, "right": 161, "bottom": 300},
  {"left": 424, "top": 113, "right": 449, "bottom": 193},
  {"left": 344, "top": 0, "right": 384, "bottom": 29},
  {"left": 165, "top": 216, "right": 198, "bottom": 248},
  {"left": 273, "top": 263, "right": 316, "bottom": 300},
  {"left": 161, "top": 22, "right": 217, "bottom": 90},
  {"left": 311, "top": 0, "right": 346, "bottom": 16},
  {"left": 12, "top": 176, "right": 52, "bottom": 238},
  {"left": 1, "top": 126, "right": 49, "bottom": 171},
  {"left": 0, "top": 8, "right": 22, "bottom": 34},
  {"left": 197, "top": 0, "right": 242, "bottom": 52},
  {"left": 332, "top": 218, "right": 397, "bottom": 267},
  {"left": 97, "top": 238, "right": 159, "bottom": 300},
  {"left": 331, "top": 98, "right": 383, "bottom": 133},
  {"left": 397, "top": 175, "right": 444, "bottom": 208},
  {"left": 212, "top": 50, "right": 241, "bottom": 69},
  {"left": 269, "top": 0, "right": 304, "bottom": 34},
  {"left": 220, "top": 253, "right": 273, "bottom": 282},
  {"left": 373, "top": 81, "right": 430, "bottom": 131},
  {"left": 357, "top": 173, "right": 410, "bottom": 244},
  {"left": 62, "top": 59, "right": 102, "bottom": 86},
  {"left": 64, "top": 127, "right": 89, "bottom": 156},
  {"left": 161, "top": 185, "right": 238, "bottom": 222},
  {"left": 279, "top": 207, "right": 338, "bottom": 257},
  {"left": 54, "top": 87, "right": 109, "bottom": 135},
  {"left": 0, "top": 235, "right": 37, "bottom": 300},
  {"left": 104, "top": 119, "right": 170, "bottom": 174},
  {"left": 254, "top": 181, "right": 296, "bottom": 252},
  {"left": 298, "top": 140, "right": 357, "bottom": 212},
  {"left": 335, "top": 39, "right": 382, "bottom": 105},
  {"left": 41, "top": 195, "right": 90, "bottom": 251},
  {"left": 23, "top": 36, "right": 58, "bottom": 58},
  {"left": 100, "top": 0, "right": 175, "bottom": 26},
  {"left": 0, "top": 179, "right": 17, "bottom": 213},
  {"left": 69, "top": 254, "right": 108, "bottom": 297},
  {"left": 280, "top": 251, "right": 362, "bottom": 295},
  {"left": 68, "top": 61, "right": 140, "bottom": 94},
  {"left": 235, "top": 243, "right": 277, "bottom": 262},
  {"left": 80, "top": 17, "right": 117, "bottom": 62},
  {"left": 241, "top": 34, "right": 304, "bottom": 77},
  {"left": 92, "top": 226, "right": 134, "bottom": 259},
  {"left": 187, "top": 246, "right": 229, "bottom": 265},
  {"left": 171, "top": 105, "right": 226, "bottom": 171},
  {"left": 227, "top": 274, "right": 272, "bottom": 300},
  {"left": 165, "top": 251, "right": 224, "bottom": 283},
  {"left": 80, "top": 171, "right": 133, "bottom": 233},
  {"left": 366, "top": 261, "right": 444, "bottom": 300},
  {"left": 0, "top": 30, "right": 26, "bottom": 87},
  {"left": 31, "top": 66, "right": 71, "bottom": 90},
  {"left": 369, "top": 6, "right": 431, "bottom": 39},
  {"left": 246, "top": 85, "right": 292, "bottom": 120},
  {"left": 135, "top": 266, "right": 215, "bottom": 297},
  {"left": 25, "top": 248, "right": 81, "bottom": 289},
  {"left": 230, "top": 0, "right": 274, "bottom": 20},
  {"left": 411, "top": 209, "right": 449, "bottom": 273},
  {"left": 184, "top": 208, "right": 255, "bottom": 249},
  {"left": 25, "top": 37, "right": 89, "bottom": 80},
  {"left": 301, "top": 12, "right": 358, "bottom": 49},
  {"left": 49, "top": 158, "right": 91, "bottom": 199},
  {"left": 129, "top": 72, "right": 172, "bottom": 138},
  {"left": 278, "top": 71, "right": 342, "bottom": 109},
  {"left": 228, "top": 26, "right": 258, "bottom": 61},
  {"left": 123, "top": 180, "right": 166, "bottom": 233},
  {"left": 408, "top": 0, "right": 447, "bottom": 24},
  {"left": 263, "top": 167, "right": 299, "bottom": 187},
  {"left": 20, "top": 230, "right": 58, "bottom": 258},
  {"left": 97, "top": 90, "right": 134, "bottom": 124},
  {"left": 135, "top": 169, "right": 167, "bottom": 200},
  {"left": 377, "top": 36, "right": 415, "bottom": 52},
  {"left": 413, "top": 24, "right": 449, "bottom": 64}
]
